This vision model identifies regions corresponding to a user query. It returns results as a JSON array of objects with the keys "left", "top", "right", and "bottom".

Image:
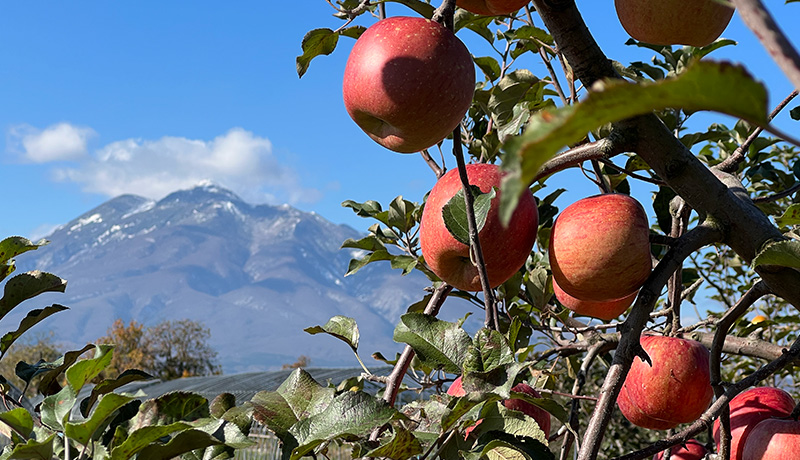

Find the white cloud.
[
  {"left": 10, "top": 123, "right": 95, "bottom": 163},
  {"left": 50, "top": 127, "right": 321, "bottom": 205}
]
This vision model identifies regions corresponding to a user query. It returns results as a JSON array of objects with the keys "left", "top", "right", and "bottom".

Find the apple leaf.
[
  {"left": 0, "top": 271, "right": 67, "bottom": 322},
  {"left": 0, "top": 407, "right": 34, "bottom": 440},
  {"left": 289, "top": 391, "right": 405, "bottom": 460},
  {"left": 304, "top": 315, "right": 360, "bottom": 351},
  {"left": 469, "top": 404, "right": 549, "bottom": 446},
  {"left": 752, "top": 239, "right": 800, "bottom": 269},
  {"left": 0, "top": 304, "right": 68, "bottom": 356},
  {"left": 474, "top": 56, "right": 501, "bottom": 82},
  {"left": 363, "top": 426, "right": 423, "bottom": 460},
  {"left": 791, "top": 105, "right": 800, "bottom": 120},
  {"left": 499, "top": 60, "right": 769, "bottom": 224},
  {"left": 464, "top": 328, "right": 514, "bottom": 373},
  {"left": 393, "top": 313, "right": 472, "bottom": 374},
  {"left": 0, "top": 236, "right": 48, "bottom": 283},
  {"left": 442, "top": 185, "right": 497, "bottom": 246},
  {"left": 296, "top": 26, "right": 366, "bottom": 78},
  {"left": 775, "top": 204, "right": 800, "bottom": 227}
]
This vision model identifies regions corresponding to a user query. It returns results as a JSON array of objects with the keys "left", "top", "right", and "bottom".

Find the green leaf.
[
  {"left": 0, "top": 271, "right": 67, "bottom": 322},
  {"left": 344, "top": 249, "right": 394, "bottom": 276},
  {"left": 289, "top": 391, "right": 404, "bottom": 460},
  {"left": 35, "top": 344, "right": 95, "bottom": 396},
  {"left": 442, "top": 186, "right": 497, "bottom": 246},
  {"left": 304, "top": 315, "right": 359, "bottom": 351},
  {"left": 5, "top": 433, "right": 56, "bottom": 459},
  {"left": 474, "top": 56, "right": 501, "bottom": 82},
  {"left": 775, "top": 204, "right": 800, "bottom": 227},
  {"left": 790, "top": 105, "right": 800, "bottom": 120},
  {"left": 131, "top": 391, "right": 210, "bottom": 429},
  {"left": 136, "top": 419, "right": 253, "bottom": 460},
  {"left": 393, "top": 313, "right": 472, "bottom": 373},
  {"left": 470, "top": 433, "right": 554, "bottom": 460},
  {"left": 465, "top": 328, "right": 514, "bottom": 373},
  {"left": 0, "top": 407, "right": 34, "bottom": 440},
  {"left": 66, "top": 393, "right": 137, "bottom": 445},
  {"left": 489, "top": 70, "right": 543, "bottom": 140},
  {"left": 0, "top": 305, "right": 68, "bottom": 356},
  {"left": 296, "top": 28, "right": 339, "bottom": 78},
  {"left": 752, "top": 239, "right": 800, "bottom": 269},
  {"left": 500, "top": 60, "right": 769, "bottom": 224},
  {"left": 469, "top": 403, "right": 548, "bottom": 445},
  {"left": 80, "top": 369, "right": 153, "bottom": 417},
  {"left": 342, "top": 199, "right": 384, "bottom": 218},
  {"left": 386, "top": 0, "right": 436, "bottom": 17},
  {"left": 363, "top": 426, "right": 423, "bottom": 460},
  {"left": 0, "top": 236, "right": 47, "bottom": 267},
  {"left": 110, "top": 421, "right": 193, "bottom": 460}
]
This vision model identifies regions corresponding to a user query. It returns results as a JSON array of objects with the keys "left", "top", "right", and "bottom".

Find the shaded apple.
[
  {"left": 742, "top": 418, "right": 800, "bottom": 459},
  {"left": 457, "top": 0, "right": 530, "bottom": 16},
  {"left": 617, "top": 335, "right": 713, "bottom": 430},
  {"left": 653, "top": 439, "right": 707, "bottom": 460},
  {"left": 447, "top": 377, "right": 551, "bottom": 439},
  {"left": 713, "top": 386, "right": 795, "bottom": 460},
  {"left": 420, "top": 163, "right": 538, "bottom": 292},
  {"left": 342, "top": 16, "right": 475, "bottom": 153},
  {"left": 614, "top": 0, "right": 734, "bottom": 47},
  {"left": 505, "top": 383, "right": 551, "bottom": 439},
  {"left": 549, "top": 193, "right": 651, "bottom": 302},
  {"left": 553, "top": 278, "right": 637, "bottom": 321}
]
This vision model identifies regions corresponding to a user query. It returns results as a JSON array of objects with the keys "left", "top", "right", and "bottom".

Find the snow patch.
[{"left": 69, "top": 213, "right": 102, "bottom": 232}]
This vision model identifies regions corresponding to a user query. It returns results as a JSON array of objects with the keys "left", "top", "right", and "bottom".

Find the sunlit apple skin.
[
  {"left": 553, "top": 278, "right": 637, "bottom": 321},
  {"left": 549, "top": 194, "right": 651, "bottom": 302},
  {"left": 342, "top": 16, "right": 475, "bottom": 153},
  {"left": 653, "top": 440, "right": 707, "bottom": 460},
  {"left": 448, "top": 378, "right": 551, "bottom": 439},
  {"left": 617, "top": 335, "right": 713, "bottom": 430},
  {"left": 420, "top": 163, "right": 538, "bottom": 292},
  {"left": 457, "top": 0, "right": 530, "bottom": 16},
  {"left": 742, "top": 418, "right": 800, "bottom": 459},
  {"left": 614, "top": 0, "right": 734, "bottom": 47},
  {"left": 713, "top": 387, "right": 795, "bottom": 460}
]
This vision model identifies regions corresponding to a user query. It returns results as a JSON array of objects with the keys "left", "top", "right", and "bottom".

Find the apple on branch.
[
  {"left": 617, "top": 335, "right": 714, "bottom": 430},
  {"left": 653, "top": 439, "right": 707, "bottom": 460},
  {"left": 614, "top": 0, "right": 734, "bottom": 47},
  {"left": 549, "top": 193, "right": 652, "bottom": 302},
  {"left": 742, "top": 417, "right": 800, "bottom": 459},
  {"left": 420, "top": 163, "right": 538, "bottom": 292},
  {"left": 342, "top": 16, "right": 475, "bottom": 153},
  {"left": 713, "top": 386, "right": 796, "bottom": 460},
  {"left": 456, "top": 0, "right": 531, "bottom": 16},
  {"left": 447, "top": 377, "right": 551, "bottom": 439},
  {"left": 553, "top": 278, "right": 637, "bottom": 321}
]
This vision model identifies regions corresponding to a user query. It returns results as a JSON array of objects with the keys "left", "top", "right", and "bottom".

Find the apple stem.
[{"left": 590, "top": 159, "right": 612, "bottom": 193}]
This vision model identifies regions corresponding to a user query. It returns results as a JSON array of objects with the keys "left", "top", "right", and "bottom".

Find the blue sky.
[{"left": 2, "top": 1, "right": 799, "bottom": 240}]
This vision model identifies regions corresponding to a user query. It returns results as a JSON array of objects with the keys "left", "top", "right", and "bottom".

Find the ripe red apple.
[
  {"left": 742, "top": 418, "right": 800, "bottom": 459},
  {"left": 549, "top": 193, "right": 651, "bottom": 302},
  {"left": 553, "top": 278, "right": 637, "bottom": 321},
  {"left": 448, "top": 378, "right": 551, "bottom": 438},
  {"left": 614, "top": 0, "right": 734, "bottom": 47},
  {"left": 456, "top": 0, "right": 530, "bottom": 16},
  {"left": 653, "top": 440, "right": 707, "bottom": 460},
  {"left": 420, "top": 163, "right": 538, "bottom": 292},
  {"left": 342, "top": 16, "right": 475, "bottom": 153},
  {"left": 713, "top": 386, "right": 795, "bottom": 460},
  {"left": 617, "top": 335, "right": 713, "bottom": 430}
]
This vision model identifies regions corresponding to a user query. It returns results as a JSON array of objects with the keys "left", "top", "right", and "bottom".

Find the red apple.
[
  {"left": 614, "top": 0, "right": 734, "bottom": 47},
  {"left": 742, "top": 418, "right": 800, "bottom": 459},
  {"left": 713, "top": 386, "right": 795, "bottom": 460},
  {"left": 549, "top": 193, "right": 651, "bottom": 302},
  {"left": 553, "top": 278, "right": 637, "bottom": 321},
  {"left": 420, "top": 163, "right": 538, "bottom": 292},
  {"left": 448, "top": 378, "right": 551, "bottom": 439},
  {"left": 342, "top": 16, "right": 475, "bottom": 153},
  {"left": 617, "top": 335, "right": 713, "bottom": 430},
  {"left": 456, "top": 0, "right": 530, "bottom": 16},
  {"left": 505, "top": 383, "right": 551, "bottom": 439},
  {"left": 653, "top": 440, "right": 707, "bottom": 460}
]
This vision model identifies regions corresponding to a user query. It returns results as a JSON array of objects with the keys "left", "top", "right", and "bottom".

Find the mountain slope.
[{"left": 14, "top": 183, "right": 431, "bottom": 372}]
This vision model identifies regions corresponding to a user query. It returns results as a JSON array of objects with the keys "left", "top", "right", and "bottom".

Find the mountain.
[{"left": 13, "top": 183, "right": 434, "bottom": 372}]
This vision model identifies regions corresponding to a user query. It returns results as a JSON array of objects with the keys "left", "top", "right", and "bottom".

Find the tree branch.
[{"left": 729, "top": 0, "right": 800, "bottom": 92}]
